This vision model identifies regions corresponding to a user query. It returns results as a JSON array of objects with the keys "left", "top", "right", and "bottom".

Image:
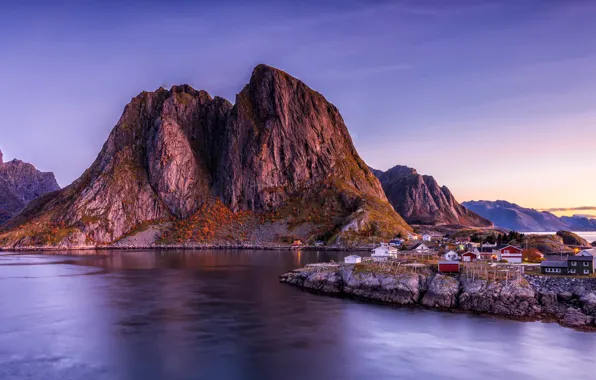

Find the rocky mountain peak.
[
  {"left": 0, "top": 64, "right": 410, "bottom": 248},
  {"left": 0, "top": 153, "right": 60, "bottom": 225},
  {"left": 373, "top": 165, "right": 492, "bottom": 227}
]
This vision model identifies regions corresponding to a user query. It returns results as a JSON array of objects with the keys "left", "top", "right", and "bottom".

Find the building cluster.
[{"left": 336, "top": 233, "right": 596, "bottom": 279}]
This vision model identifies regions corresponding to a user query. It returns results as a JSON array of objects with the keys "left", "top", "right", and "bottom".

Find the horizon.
[{"left": 1, "top": 0, "right": 595, "bottom": 211}]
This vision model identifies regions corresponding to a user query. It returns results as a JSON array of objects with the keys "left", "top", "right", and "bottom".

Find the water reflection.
[{"left": 0, "top": 250, "right": 595, "bottom": 380}]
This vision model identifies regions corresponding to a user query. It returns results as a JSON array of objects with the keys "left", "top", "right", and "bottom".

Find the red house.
[
  {"left": 461, "top": 251, "right": 478, "bottom": 262},
  {"left": 494, "top": 245, "right": 523, "bottom": 263},
  {"left": 438, "top": 261, "right": 460, "bottom": 273}
]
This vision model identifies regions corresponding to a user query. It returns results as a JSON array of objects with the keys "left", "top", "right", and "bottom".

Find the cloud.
[{"left": 541, "top": 206, "right": 596, "bottom": 212}]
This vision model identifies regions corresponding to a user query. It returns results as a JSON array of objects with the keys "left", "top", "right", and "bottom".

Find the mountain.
[
  {"left": 560, "top": 215, "right": 596, "bottom": 231},
  {"left": 372, "top": 165, "right": 493, "bottom": 227},
  {"left": 0, "top": 64, "right": 410, "bottom": 249},
  {"left": 0, "top": 150, "right": 60, "bottom": 225},
  {"left": 461, "top": 200, "right": 596, "bottom": 232}
]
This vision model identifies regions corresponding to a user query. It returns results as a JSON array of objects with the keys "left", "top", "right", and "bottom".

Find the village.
[{"left": 293, "top": 232, "right": 596, "bottom": 278}]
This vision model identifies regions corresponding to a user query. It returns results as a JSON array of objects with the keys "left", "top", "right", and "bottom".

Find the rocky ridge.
[
  {"left": 0, "top": 65, "right": 410, "bottom": 249},
  {"left": 0, "top": 150, "right": 60, "bottom": 225},
  {"left": 281, "top": 264, "right": 596, "bottom": 330},
  {"left": 463, "top": 200, "right": 596, "bottom": 232},
  {"left": 373, "top": 165, "right": 492, "bottom": 227}
]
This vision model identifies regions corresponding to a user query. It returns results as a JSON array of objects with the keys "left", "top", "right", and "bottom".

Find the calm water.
[{"left": 1, "top": 250, "right": 596, "bottom": 380}]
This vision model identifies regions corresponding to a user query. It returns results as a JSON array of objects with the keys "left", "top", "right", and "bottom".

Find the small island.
[{"left": 280, "top": 247, "right": 596, "bottom": 331}]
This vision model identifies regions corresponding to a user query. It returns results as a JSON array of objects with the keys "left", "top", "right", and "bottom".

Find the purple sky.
[{"left": 1, "top": 0, "right": 595, "bottom": 211}]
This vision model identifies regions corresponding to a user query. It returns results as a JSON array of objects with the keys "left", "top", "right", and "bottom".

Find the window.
[
  {"left": 584, "top": 262, "right": 589, "bottom": 267},
  {"left": 584, "top": 270, "right": 590, "bottom": 275},
  {"left": 570, "top": 269, "right": 576, "bottom": 274},
  {"left": 571, "top": 262, "right": 577, "bottom": 266}
]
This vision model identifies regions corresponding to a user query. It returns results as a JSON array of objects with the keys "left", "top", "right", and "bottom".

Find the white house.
[
  {"left": 412, "top": 243, "right": 430, "bottom": 251},
  {"left": 422, "top": 234, "right": 432, "bottom": 242},
  {"left": 577, "top": 249, "right": 596, "bottom": 257},
  {"left": 443, "top": 250, "right": 459, "bottom": 261},
  {"left": 345, "top": 255, "right": 362, "bottom": 264},
  {"left": 371, "top": 243, "right": 398, "bottom": 258}
]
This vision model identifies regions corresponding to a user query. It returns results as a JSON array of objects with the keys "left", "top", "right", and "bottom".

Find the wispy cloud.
[{"left": 541, "top": 206, "right": 596, "bottom": 212}]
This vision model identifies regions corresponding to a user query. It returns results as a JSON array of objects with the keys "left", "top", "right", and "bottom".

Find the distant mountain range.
[
  {"left": 462, "top": 200, "right": 596, "bottom": 232},
  {"left": 0, "top": 150, "right": 60, "bottom": 225},
  {"left": 372, "top": 165, "right": 493, "bottom": 228}
]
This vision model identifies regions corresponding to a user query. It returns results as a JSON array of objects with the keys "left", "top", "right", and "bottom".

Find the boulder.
[
  {"left": 562, "top": 307, "right": 593, "bottom": 328},
  {"left": 421, "top": 274, "right": 460, "bottom": 308}
]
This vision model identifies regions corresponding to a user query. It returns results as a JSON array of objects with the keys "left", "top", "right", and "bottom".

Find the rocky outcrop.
[
  {"left": 0, "top": 65, "right": 411, "bottom": 249},
  {"left": 281, "top": 264, "right": 596, "bottom": 331},
  {"left": 556, "top": 230, "right": 590, "bottom": 247},
  {"left": 0, "top": 151, "right": 60, "bottom": 225},
  {"left": 458, "top": 277, "right": 540, "bottom": 317},
  {"left": 462, "top": 200, "right": 596, "bottom": 232},
  {"left": 421, "top": 274, "right": 460, "bottom": 308},
  {"left": 372, "top": 165, "right": 492, "bottom": 227}
]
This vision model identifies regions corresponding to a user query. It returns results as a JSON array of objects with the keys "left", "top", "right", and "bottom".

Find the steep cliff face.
[
  {"left": 373, "top": 165, "right": 492, "bottom": 227},
  {"left": 215, "top": 65, "right": 387, "bottom": 211},
  {"left": 0, "top": 65, "right": 410, "bottom": 248},
  {"left": 0, "top": 151, "right": 60, "bottom": 225}
]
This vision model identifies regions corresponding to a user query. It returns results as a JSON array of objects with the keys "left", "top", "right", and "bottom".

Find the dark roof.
[
  {"left": 479, "top": 247, "right": 493, "bottom": 252},
  {"left": 541, "top": 260, "right": 568, "bottom": 267},
  {"left": 568, "top": 255, "right": 594, "bottom": 261}
]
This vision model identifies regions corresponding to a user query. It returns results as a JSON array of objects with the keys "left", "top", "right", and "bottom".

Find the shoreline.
[
  {"left": 0, "top": 244, "right": 373, "bottom": 252},
  {"left": 280, "top": 263, "right": 596, "bottom": 332}
]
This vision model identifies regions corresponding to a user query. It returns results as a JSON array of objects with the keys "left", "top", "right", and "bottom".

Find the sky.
[{"left": 1, "top": 0, "right": 595, "bottom": 213}]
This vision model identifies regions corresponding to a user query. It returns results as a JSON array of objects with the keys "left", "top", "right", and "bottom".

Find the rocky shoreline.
[
  {"left": 0, "top": 244, "right": 373, "bottom": 252},
  {"left": 280, "top": 264, "right": 596, "bottom": 331}
]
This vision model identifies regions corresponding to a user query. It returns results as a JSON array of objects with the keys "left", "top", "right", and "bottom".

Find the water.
[
  {"left": 1, "top": 249, "right": 596, "bottom": 380},
  {"left": 527, "top": 231, "right": 596, "bottom": 243}
]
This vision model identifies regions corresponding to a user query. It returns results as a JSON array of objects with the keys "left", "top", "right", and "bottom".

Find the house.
[
  {"left": 291, "top": 239, "right": 303, "bottom": 249},
  {"left": 314, "top": 240, "right": 324, "bottom": 247},
  {"left": 443, "top": 250, "right": 459, "bottom": 261},
  {"left": 422, "top": 234, "right": 432, "bottom": 242},
  {"left": 408, "top": 233, "right": 419, "bottom": 240},
  {"left": 475, "top": 246, "right": 497, "bottom": 260},
  {"left": 568, "top": 255, "right": 594, "bottom": 275},
  {"left": 389, "top": 239, "right": 404, "bottom": 247},
  {"left": 412, "top": 243, "right": 430, "bottom": 251},
  {"left": 438, "top": 261, "right": 460, "bottom": 273},
  {"left": 461, "top": 251, "right": 478, "bottom": 262},
  {"left": 455, "top": 236, "right": 471, "bottom": 243},
  {"left": 577, "top": 249, "right": 596, "bottom": 257},
  {"left": 540, "top": 256, "right": 594, "bottom": 276},
  {"left": 481, "top": 242, "right": 497, "bottom": 248},
  {"left": 372, "top": 243, "right": 397, "bottom": 259},
  {"left": 345, "top": 255, "right": 362, "bottom": 264},
  {"left": 540, "top": 260, "right": 568, "bottom": 275},
  {"left": 493, "top": 244, "right": 523, "bottom": 264}
]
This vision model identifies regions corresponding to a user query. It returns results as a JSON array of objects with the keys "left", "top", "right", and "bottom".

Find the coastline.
[
  {"left": 0, "top": 244, "right": 373, "bottom": 252},
  {"left": 280, "top": 263, "right": 596, "bottom": 332}
]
